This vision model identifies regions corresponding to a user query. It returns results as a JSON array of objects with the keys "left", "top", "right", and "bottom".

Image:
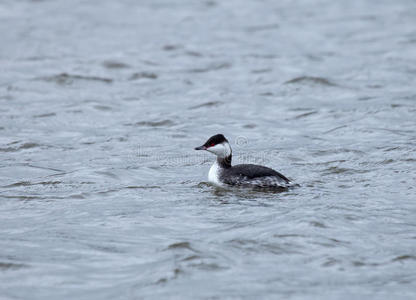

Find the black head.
[{"left": 194, "top": 134, "right": 228, "bottom": 150}]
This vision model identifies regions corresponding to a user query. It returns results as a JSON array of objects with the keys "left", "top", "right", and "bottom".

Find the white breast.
[{"left": 208, "top": 161, "right": 222, "bottom": 186}]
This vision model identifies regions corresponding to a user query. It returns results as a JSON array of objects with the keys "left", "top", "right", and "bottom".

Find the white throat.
[{"left": 208, "top": 160, "right": 222, "bottom": 185}]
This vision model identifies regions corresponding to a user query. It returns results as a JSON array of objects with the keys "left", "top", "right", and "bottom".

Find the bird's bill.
[{"left": 194, "top": 145, "right": 207, "bottom": 150}]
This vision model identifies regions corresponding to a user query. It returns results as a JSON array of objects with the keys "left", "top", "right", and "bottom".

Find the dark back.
[{"left": 221, "top": 164, "right": 290, "bottom": 182}]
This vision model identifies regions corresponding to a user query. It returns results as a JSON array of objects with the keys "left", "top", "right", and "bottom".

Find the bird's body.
[{"left": 195, "top": 134, "right": 292, "bottom": 189}]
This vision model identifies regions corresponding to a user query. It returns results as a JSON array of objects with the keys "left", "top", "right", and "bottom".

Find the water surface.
[{"left": 1, "top": 0, "right": 416, "bottom": 299}]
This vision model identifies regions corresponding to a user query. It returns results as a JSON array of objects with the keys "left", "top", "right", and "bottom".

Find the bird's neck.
[
  {"left": 215, "top": 141, "right": 232, "bottom": 168},
  {"left": 217, "top": 154, "right": 232, "bottom": 169}
]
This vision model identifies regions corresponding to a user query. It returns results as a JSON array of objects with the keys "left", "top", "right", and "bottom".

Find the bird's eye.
[{"left": 210, "top": 143, "right": 215, "bottom": 147}]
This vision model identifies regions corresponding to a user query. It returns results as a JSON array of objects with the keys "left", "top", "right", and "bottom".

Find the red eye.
[{"left": 210, "top": 143, "right": 215, "bottom": 147}]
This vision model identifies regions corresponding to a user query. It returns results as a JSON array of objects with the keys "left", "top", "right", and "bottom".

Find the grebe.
[{"left": 195, "top": 134, "right": 292, "bottom": 189}]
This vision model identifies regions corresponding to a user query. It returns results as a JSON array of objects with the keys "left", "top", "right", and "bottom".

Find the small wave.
[
  {"left": 392, "top": 255, "right": 416, "bottom": 262},
  {"left": 154, "top": 267, "right": 184, "bottom": 285},
  {"left": 166, "top": 242, "right": 195, "bottom": 251},
  {"left": 358, "top": 96, "right": 375, "bottom": 101},
  {"left": 323, "top": 125, "right": 348, "bottom": 134},
  {"left": 313, "top": 148, "right": 365, "bottom": 156},
  {"left": 124, "top": 185, "right": 161, "bottom": 190},
  {"left": 3, "top": 195, "right": 45, "bottom": 201},
  {"left": 38, "top": 73, "right": 113, "bottom": 85},
  {"left": 131, "top": 120, "right": 175, "bottom": 127},
  {"left": 95, "top": 171, "right": 119, "bottom": 179},
  {"left": 185, "top": 51, "right": 203, "bottom": 57},
  {"left": 129, "top": 72, "right": 158, "bottom": 80},
  {"left": 294, "top": 111, "right": 318, "bottom": 119},
  {"left": 227, "top": 239, "right": 292, "bottom": 255},
  {"left": 321, "top": 166, "right": 360, "bottom": 175},
  {"left": 162, "top": 44, "right": 182, "bottom": 51},
  {"left": 284, "top": 76, "right": 336, "bottom": 86},
  {"left": 186, "top": 262, "right": 226, "bottom": 271},
  {"left": 189, "top": 101, "right": 223, "bottom": 109},
  {"left": 0, "top": 142, "right": 40, "bottom": 152},
  {"left": 322, "top": 258, "right": 341, "bottom": 267},
  {"left": 2, "top": 181, "right": 61, "bottom": 188},
  {"left": 258, "top": 92, "right": 274, "bottom": 96},
  {"left": 309, "top": 221, "right": 328, "bottom": 228},
  {"left": 181, "top": 254, "right": 201, "bottom": 262},
  {"left": 245, "top": 23, "right": 279, "bottom": 32},
  {"left": 352, "top": 261, "right": 380, "bottom": 267},
  {"left": 33, "top": 112, "right": 56, "bottom": 118},
  {"left": 251, "top": 68, "right": 272, "bottom": 73},
  {"left": 0, "top": 262, "right": 28, "bottom": 270},
  {"left": 274, "top": 234, "right": 307, "bottom": 238},
  {"left": 102, "top": 60, "right": 130, "bottom": 69},
  {"left": 87, "top": 243, "right": 126, "bottom": 254},
  {"left": 243, "top": 123, "right": 257, "bottom": 129},
  {"left": 187, "top": 62, "right": 231, "bottom": 73},
  {"left": 93, "top": 105, "right": 112, "bottom": 111}
]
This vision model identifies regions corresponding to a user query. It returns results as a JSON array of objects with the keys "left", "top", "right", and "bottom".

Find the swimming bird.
[{"left": 195, "top": 134, "right": 292, "bottom": 189}]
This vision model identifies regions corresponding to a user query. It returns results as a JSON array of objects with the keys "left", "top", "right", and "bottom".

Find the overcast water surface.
[{"left": 1, "top": 0, "right": 416, "bottom": 299}]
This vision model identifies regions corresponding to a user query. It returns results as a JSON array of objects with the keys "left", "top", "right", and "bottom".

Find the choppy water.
[{"left": 1, "top": 0, "right": 416, "bottom": 299}]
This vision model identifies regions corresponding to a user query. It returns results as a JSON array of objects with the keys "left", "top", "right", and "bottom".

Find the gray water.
[{"left": 1, "top": 0, "right": 416, "bottom": 299}]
